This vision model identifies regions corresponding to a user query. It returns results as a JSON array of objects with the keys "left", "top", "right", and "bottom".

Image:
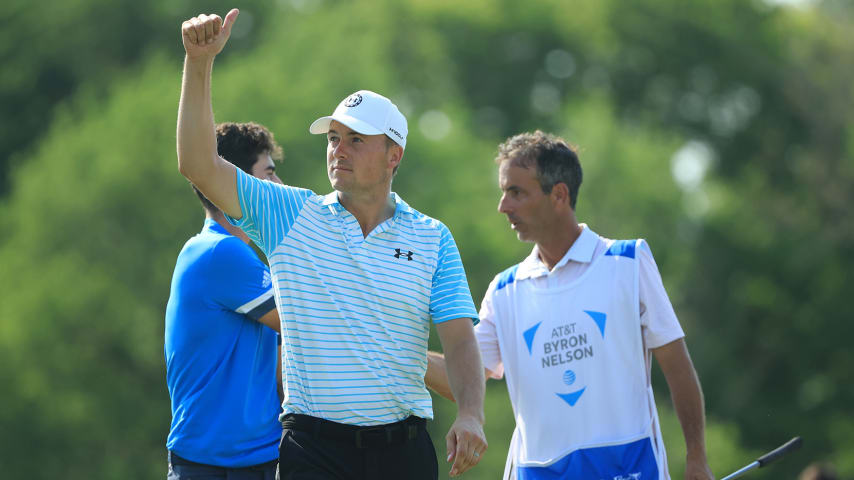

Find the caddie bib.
[{"left": 491, "top": 240, "right": 667, "bottom": 480}]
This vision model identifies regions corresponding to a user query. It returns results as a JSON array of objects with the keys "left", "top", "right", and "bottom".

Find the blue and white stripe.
[{"left": 228, "top": 169, "right": 477, "bottom": 425}]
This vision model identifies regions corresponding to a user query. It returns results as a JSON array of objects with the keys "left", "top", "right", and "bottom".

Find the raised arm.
[
  {"left": 177, "top": 9, "right": 242, "bottom": 219},
  {"left": 435, "top": 318, "right": 487, "bottom": 477},
  {"left": 653, "top": 338, "right": 714, "bottom": 480}
]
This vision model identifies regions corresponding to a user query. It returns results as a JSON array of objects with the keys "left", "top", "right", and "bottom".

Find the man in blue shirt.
[
  {"left": 177, "top": 9, "right": 487, "bottom": 480},
  {"left": 165, "top": 122, "right": 284, "bottom": 479}
]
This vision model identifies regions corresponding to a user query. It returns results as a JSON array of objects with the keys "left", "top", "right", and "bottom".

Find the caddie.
[{"left": 426, "top": 131, "right": 714, "bottom": 480}]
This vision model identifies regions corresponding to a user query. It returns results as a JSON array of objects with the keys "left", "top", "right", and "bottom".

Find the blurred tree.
[
  {"left": 598, "top": 1, "right": 854, "bottom": 474},
  {"left": 0, "top": 0, "right": 274, "bottom": 196}
]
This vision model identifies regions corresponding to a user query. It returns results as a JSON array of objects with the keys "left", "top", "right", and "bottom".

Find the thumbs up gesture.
[{"left": 181, "top": 9, "right": 240, "bottom": 59}]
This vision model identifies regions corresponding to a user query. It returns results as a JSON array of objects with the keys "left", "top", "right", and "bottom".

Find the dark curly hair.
[
  {"left": 193, "top": 122, "right": 284, "bottom": 212},
  {"left": 496, "top": 130, "right": 582, "bottom": 209}
]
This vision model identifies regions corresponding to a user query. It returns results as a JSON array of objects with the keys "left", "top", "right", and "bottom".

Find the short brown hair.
[
  {"left": 496, "top": 130, "right": 582, "bottom": 209},
  {"left": 216, "top": 122, "right": 283, "bottom": 170},
  {"left": 194, "top": 122, "right": 283, "bottom": 212}
]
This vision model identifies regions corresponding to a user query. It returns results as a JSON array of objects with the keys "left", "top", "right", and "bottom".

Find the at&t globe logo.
[
  {"left": 344, "top": 93, "right": 363, "bottom": 107},
  {"left": 563, "top": 370, "right": 576, "bottom": 386}
]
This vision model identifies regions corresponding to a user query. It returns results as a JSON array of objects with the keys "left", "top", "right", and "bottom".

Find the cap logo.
[
  {"left": 388, "top": 127, "right": 403, "bottom": 140},
  {"left": 344, "top": 93, "right": 363, "bottom": 107}
]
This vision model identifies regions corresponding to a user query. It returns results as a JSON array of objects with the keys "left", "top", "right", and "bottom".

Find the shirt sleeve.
[
  {"left": 207, "top": 235, "right": 277, "bottom": 322},
  {"left": 429, "top": 224, "right": 478, "bottom": 324},
  {"left": 225, "top": 167, "right": 312, "bottom": 257},
  {"left": 475, "top": 278, "right": 504, "bottom": 379},
  {"left": 638, "top": 239, "right": 685, "bottom": 348}
]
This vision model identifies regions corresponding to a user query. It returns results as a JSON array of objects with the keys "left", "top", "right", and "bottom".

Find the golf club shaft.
[
  {"left": 720, "top": 437, "right": 802, "bottom": 480},
  {"left": 721, "top": 462, "right": 758, "bottom": 480},
  {"left": 757, "top": 437, "right": 802, "bottom": 467}
]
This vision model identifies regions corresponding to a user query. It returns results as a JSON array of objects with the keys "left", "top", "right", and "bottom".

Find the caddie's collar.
[{"left": 516, "top": 224, "right": 599, "bottom": 280}]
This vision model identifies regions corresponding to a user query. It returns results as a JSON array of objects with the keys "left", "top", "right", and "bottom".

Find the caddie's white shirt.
[
  {"left": 477, "top": 225, "right": 684, "bottom": 380},
  {"left": 475, "top": 225, "right": 684, "bottom": 480}
]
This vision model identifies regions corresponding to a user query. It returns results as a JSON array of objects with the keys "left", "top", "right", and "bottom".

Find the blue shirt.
[
  {"left": 165, "top": 219, "right": 281, "bottom": 467},
  {"left": 227, "top": 169, "right": 478, "bottom": 425}
]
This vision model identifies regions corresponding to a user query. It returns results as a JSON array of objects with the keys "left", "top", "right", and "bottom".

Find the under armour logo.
[{"left": 394, "top": 248, "right": 414, "bottom": 261}]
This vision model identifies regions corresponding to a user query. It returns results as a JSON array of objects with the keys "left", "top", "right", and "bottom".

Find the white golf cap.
[{"left": 309, "top": 90, "right": 408, "bottom": 148}]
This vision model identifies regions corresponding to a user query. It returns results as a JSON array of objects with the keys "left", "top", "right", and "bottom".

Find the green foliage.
[
  {"left": 0, "top": 0, "right": 276, "bottom": 195},
  {"left": 2, "top": 0, "right": 853, "bottom": 478},
  {"left": 0, "top": 55, "right": 192, "bottom": 478}
]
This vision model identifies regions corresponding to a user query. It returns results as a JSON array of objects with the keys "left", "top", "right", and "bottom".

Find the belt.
[
  {"left": 282, "top": 413, "right": 425, "bottom": 449},
  {"left": 169, "top": 451, "right": 209, "bottom": 468},
  {"left": 168, "top": 451, "right": 277, "bottom": 470}
]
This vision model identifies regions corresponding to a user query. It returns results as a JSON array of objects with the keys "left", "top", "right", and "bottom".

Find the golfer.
[
  {"left": 426, "top": 131, "right": 714, "bottom": 479},
  {"left": 165, "top": 122, "right": 284, "bottom": 479},
  {"left": 177, "top": 9, "right": 486, "bottom": 480}
]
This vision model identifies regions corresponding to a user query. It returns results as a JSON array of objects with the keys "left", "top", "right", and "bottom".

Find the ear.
[
  {"left": 550, "top": 182, "right": 570, "bottom": 208},
  {"left": 387, "top": 144, "right": 403, "bottom": 171}
]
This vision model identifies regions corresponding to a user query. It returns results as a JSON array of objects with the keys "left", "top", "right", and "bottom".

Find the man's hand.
[
  {"left": 685, "top": 455, "right": 715, "bottom": 480},
  {"left": 653, "top": 339, "right": 714, "bottom": 480},
  {"left": 181, "top": 9, "right": 239, "bottom": 59},
  {"left": 445, "top": 413, "right": 487, "bottom": 477},
  {"left": 435, "top": 318, "right": 486, "bottom": 476}
]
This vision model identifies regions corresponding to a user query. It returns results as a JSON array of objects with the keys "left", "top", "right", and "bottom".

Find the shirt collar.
[
  {"left": 321, "top": 192, "right": 341, "bottom": 207},
  {"left": 203, "top": 218, "right": 230, "bottom": 236},
  {"left": 322, "top": 191, "right": 412, "bottom": 219},
  {"left": 515, "top": 224, "right": 599, "bottom": 280}
]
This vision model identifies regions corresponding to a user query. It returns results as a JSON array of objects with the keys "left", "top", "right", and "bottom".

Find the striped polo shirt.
[{"left": 228, "top": 168, "right": 478, "bottom": 425}]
